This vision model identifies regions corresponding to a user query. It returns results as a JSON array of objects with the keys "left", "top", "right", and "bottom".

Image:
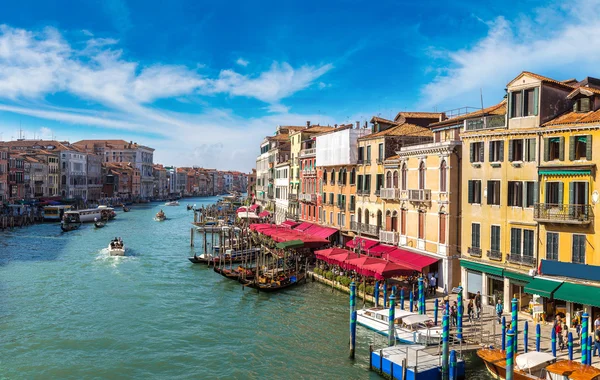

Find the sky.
[{"left": 1, "top": 0, "right": 600, "bottom": 172}]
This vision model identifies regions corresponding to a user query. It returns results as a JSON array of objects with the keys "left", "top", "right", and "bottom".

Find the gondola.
[
  {"left": 94, "top": 220, "right": 106, "bottom": 228},
  {"left": 122, "top": 206, "right": 130, "bottom": 212},
  {"left": 186, "top": 204, "right": 193, "bottom": 211},
  {"left": 241, "top": 272, "right": 306, "bottom": 292},
  {"left": 60, "top": 213, "right": 82, "bottom": 232},
  {"left": 214, "top": 266, "right": 255, "bottom": 281},
  {"left": 61, "top": 222, "right": 81, "bottom": 232}
]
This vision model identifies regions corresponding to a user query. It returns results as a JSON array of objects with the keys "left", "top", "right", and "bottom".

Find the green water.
[{"left": 0, "top": 197, "right": 489, "bottom": 379}]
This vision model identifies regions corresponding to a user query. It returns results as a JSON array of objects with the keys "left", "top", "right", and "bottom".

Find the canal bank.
[{"left": 0, "top": 197, "right": 488, "bottom": 379}]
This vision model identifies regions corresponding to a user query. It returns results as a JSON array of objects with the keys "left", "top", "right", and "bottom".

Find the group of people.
[
  {"left": 555, "top": 315, "right": 600, "bottom": 356},
  {"left": 110, "top": 237, "right": 123, "bottom": 249}
]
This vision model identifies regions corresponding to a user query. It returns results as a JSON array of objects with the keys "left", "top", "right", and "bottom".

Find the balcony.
[
  {"left": 288, "top": 193, "right": 298, "bottom": 202},
  {"left": 406, "top": 189, "right": 432, "bottom": 203},
  {"left": 465, "top": 114, "right": 506, "bottom": 131},
  {"left": 336, "top": 202, "right": 346, "bottom": 210},
  {"left": 298, "top": 193, "right": 316, "bottom": 203},
  {"left": 302, "top": 169, "right": 316, "bottom": 177},
  {"left": 299, "top": 148, "right": 316, "bottom": 158},
  {"left": 379, "top": 230, "right": 399, "bottom": 245},
  {"left": 487, "top": 249, "right": 503, "bottom": 261},
  {"left": 285, "top": 212, "right": 299, "bottom": 221},
  {"left": 533, "top": 203, "right": 593, "bottom": 224},
  {"left": 350, "top": 221, "right": 380, "bottom": 236},
  {"left": 357, "top": 189, "right": 371, "bottom": 196},
  {"left": 468, "top": 247, "right": 482, "bottom": 258},
  {"left": 267, "top": 192, "right": 274, "bottom": 199},
  {"left": 380, "top": 188, "right": 400, "bottom": 200},
  {"left": 507, "top": 254, "right": 536, "bottom": 267}
]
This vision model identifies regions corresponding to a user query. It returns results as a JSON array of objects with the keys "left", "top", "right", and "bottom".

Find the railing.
[
  {"left": 374, "top": 190, "right": 380, "bottom": 196},
  {"left": 357, "top": 189, "right": 371, "bottom": 196},
  {"left": 349, "top": 203, "right": 355, "bottom": 212},
  {"left": 376, "top": 159, "right": 384, "bottom": 164},
  {"left": 267, "top": 192, "right": 274, "bottom": 199},
  {"left": 487, "top": 249, "right": 502, "bottom": 261},
  {"left": 288, "top": 194, "right": 298, "bottom": 202},
  {"left": 379, "top": 230, "right": 399, "bottom": 245},
  {"left": 468, "top": 247, "right": 482, "bottom": 258},
  {"left": 357, "top": 159, "right": 364, "bottom": 165},
  {"left": 299, "top": 148, "right": 316, "bottom": 158},
  {"left": 465, "top": 114, "right": 506, "bottom": 131},
  {"left": 507, "top": 254, "right": 536, "bottom": 267},
  {"left": 298, "top": 193, "right": 316, "bottom": 203},
  {"left": 533, "top": 203, "right": 593, "bottom": 224},
  {"left": 350, "top": 222, "right": 380, "bottom": 236},
  {"left": 302, "top": 169, "right": 316, "bottom": 176},
  {"left": 285, "top": 212, "right": 299, "bottom": 221},
  {"left": 379, "top": 188, "right": 399, "bottom": 200},
  {"left": 337, "top": 202, "right": 346, "bottom": 210},
  {"left": 407, "top": 189, "right": 432, "bottom": 202}
]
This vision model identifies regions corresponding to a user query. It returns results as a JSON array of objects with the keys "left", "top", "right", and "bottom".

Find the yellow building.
[{"left": 460, "top": 72, "right": 600, "bottom": 322}]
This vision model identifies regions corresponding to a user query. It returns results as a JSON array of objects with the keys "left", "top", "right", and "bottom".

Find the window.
[
  {"left": 570, "top": 135, "right": 592, "bottom": 161},
  {"left": 523, "top": 89, "right": 536, "bottom": 116},
  {"left": 471, "top": 223, "right": 480, "bottom": 249},
  {"left": 507, "top": 181, "right": 523, "bottom": 207},
  {"left": 524, "top": 182, "right": 537, "bottom": 207},
  {"left": 439, "top": 213, "right": 446, "bottom": 244},
  {"left": 366, "top": 146, "right": 371, "bottom": 162},
  {"left": 440, "top": 160, "right": 447, "bottom": 192},
  {"left": 511, "top": 91, "right": 523, "bottom": 118},
  {"left": 545, "top": 182, "right": 563, "bottom": 204},
  {"left": 358, "top": 147, "right": 364, "bottom": 162},
  {"left": 572, "top": 234, "right": 586, "bottom": 264},
  {"left": 418, "top": 161, "right": 426, "bottom": 189},
  {"left": 545, "top": 137, "right": 564, "bottom": 161},
  {"left": 510, "top": 88, "right": 538, "bottom": 118},
  {"left": 523, "top": 230, "right": 534, "bottom": 257},
  {"left": 524, "top": 138, "right": 536, "bottom": 161},
  {"left": 510, "top": 228, "right": 522, "bottom": 255},
  {"left": 393, "top": 171, "right": 399, "bottom": 188},
  {"left": 546, "top": 232, "right": 559, "bottom": 261},
  {"left": 487, "top": 180, "right": 501, "bottom": 205},
  {"left": 470, "top": 142, "right": 484, "bottom": 163},
  {"left": 489, "top": 140, "right": 504, "bottom": 162},
  {"left": 350, "top": 168, "right": 356, "bottom": 185},
  {"left": 364, "top": 174, "right": 371, "bottom": 192},
  {"left": 386, "top": 171, "right": 392, "bottom": 188},
  {"left": 418, "top": 212, "right": 425, "bottom": 239},
  {"left": 401, "top": 209, "right": 407, "bottom": 235},
  {"left": 573, "top": 97, "right": 591, "bottom": 113},
  {"left": 323, "top": 170, "right": 327, "bottom": 183},
  {"left": 491, "top": 226, "right": 501, "bottom": 252},
  {"left": 357, "top": 175, "right": 363, "bottom": 192},
  {"left": 330, "top": 169, "right": 335, "bottom": 184},
  {"left": 329, "top": 193, "right": 334, "bottom": 205},
  {"left": 378, "top": 143, "right": 384, "bottom": 162},
  {"left": 509, "top": 139, "right": 524, "bottom": 162},
  {"left": 468, "top": 180, "right": 482, "bottom": 204},
  {"left": 376, "top": 174, "right": 384, "bottom": 193},
  {"left": 401, "top": 164, "right": 407, "bottom": 190}
]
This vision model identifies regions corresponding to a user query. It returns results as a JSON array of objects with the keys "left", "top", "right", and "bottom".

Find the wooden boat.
[
  {"left": 122, "top": 206, "right": 130, "bottom": 212},
  {"left": 356, "top": 308, "right": 442, "bottom": 345},
  {"left": 242, "top": 272, "right": 306, "bottom": 292},
  {"left": 165, "top": 201, "right": 179, "bottom": 206},
  {"left": 546, "top": 361, "right": 600, "bottom": 380},
  {"left": 60, "top": 213, "right": 82, "bottom": 232},
  {"left": 477, "top": 348, "right": 557, "bottom": 379},
  {"left": 187, "top": 204, "right": 193, "bottom": 211},
  {"left": 188, "top": 248, "right": 260, "bottom": 265},
  {"left": 214, "top": 265, "right": 255, "bottom": 281},
  {"left": 108, "top": 239, "right": 125, "bottom": 256},
  {"left": 94, "top": 220, "right": 106, "bottom": 228},
  {"left": 154, "top": 210, "right": 166, "bottom": 221}
]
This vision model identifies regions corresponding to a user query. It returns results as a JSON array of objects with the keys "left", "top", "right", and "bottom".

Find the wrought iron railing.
[
  {"left": 299, "top": 148, "right": 316, "bottom": 157},
  {"left": 507, "top": 254, "right": 536, "bottom": 267},
  {"left": 350, "top": 222, "right": 380, "bottom": 236},
  {"left": 533, "top": 203, "right": 593, "bottom": 224},
  {"left": 468, "top": 247, "right": 482, "bottom": 258},
  {"left": 487, "top": 249, "right": 502, "bottom": 261}
]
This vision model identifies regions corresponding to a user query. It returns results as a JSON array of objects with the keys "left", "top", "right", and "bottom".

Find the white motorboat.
[
  {"left": 108, "top": 239, "right": 125, "bottom": 256},
  {"left": 165, "top": 201, "right": 179, "bottom": 206},
  {"left": 154, "top": 210, "right": 167, "bottom": 221},
  {"left": 356, "top": 307, "right": 441, "bottom": 345}
]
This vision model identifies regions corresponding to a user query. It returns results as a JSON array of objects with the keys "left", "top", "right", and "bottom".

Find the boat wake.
[{"left": 95, "top": 248, "right": 136, "bottom": 267}]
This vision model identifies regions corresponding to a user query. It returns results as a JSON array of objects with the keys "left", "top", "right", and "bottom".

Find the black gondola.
[
  {"left": 122, "top": 206, "right": 130, "bottom": 212},
  {"left": 241, "top": 272, "right": 306, "bottom": 292},
  {"left": 95, "top": 221, "right": 106, "bottom": 228},
  {"left": 61, "top": 212, "right": 82, "bottom": 232}
]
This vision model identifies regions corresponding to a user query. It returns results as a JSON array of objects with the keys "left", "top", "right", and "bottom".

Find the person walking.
[
  {"left": 450, "top": 301, "right": 458, "bottom": 326},
  {"left": 594, "top": 326, "right": 600, "bottom": 358},
  {"left": 467, "top": 299, "right": 475, "bottom": 323},
  {"left": 555, "top": 321, "right": 564, "bottom": 351},
  {"left": 495, "top": 299, "right": 503, "bottom": 325},
  {"left": 430, "top": 275, "right": 437, "bottom": 296},
  {"left": 475, "top": 291, "right": 482, "bottom": 320}
]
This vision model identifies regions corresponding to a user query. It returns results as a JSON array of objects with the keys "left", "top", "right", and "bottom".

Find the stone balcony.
[
  {"left": 379, "top": 230, "right": 399, "bottom": 245},
  {"left": 350, "top": 221, "right": 380, "bottom": 236},
  {"left": 298, "top": 193, "right": 316, "bottom": 203},
  {"left": 380, "top": 188, "right": 400, "bottom": 200}
]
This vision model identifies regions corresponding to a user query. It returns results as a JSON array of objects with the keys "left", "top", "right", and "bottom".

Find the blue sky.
[{"left": 1, "top": 0, "right": 600, "bottom": 171}]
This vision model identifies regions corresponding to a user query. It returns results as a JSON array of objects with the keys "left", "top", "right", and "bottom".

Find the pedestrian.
[
  {"left": 431, "top": 275, "right": 437, "bottom": 296},
  {"left": 451, "top": 301, "right": 458, "bottom": 326},
  {"left": 467, "top": 299, "right": 475, "bottom": 323},
  {"left": 595, "top": 315, "right": 600, "bottom": 330},
  {"left": 594, "top": 326, "right": 600, "bottom": 357},
  {"left": 423, "top": 276, "right": 429, "bottom": 296},
  {"left": 495, "top": 299, "right": 503, "bottom": 325},
  {"left": 475, "top": 291, "right": 482, "bottom": 320},
  {"left": 555, "top": 321, "right": 564, "bottom": 351}
]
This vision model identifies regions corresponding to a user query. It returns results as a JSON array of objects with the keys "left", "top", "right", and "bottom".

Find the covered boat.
[
  {"left": 165, "top": 201, "right": 179, "bottom": 206},
  {"left": 108, "top": 238, "right": 125, "bottom": 256},
  {"left": 476, "top": 348, "right": 556, "bottom": 379}
]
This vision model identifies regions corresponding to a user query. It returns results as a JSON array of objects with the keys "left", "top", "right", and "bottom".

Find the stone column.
[{"left": 482, "top": 272, "right": 489, "bottom": 305}]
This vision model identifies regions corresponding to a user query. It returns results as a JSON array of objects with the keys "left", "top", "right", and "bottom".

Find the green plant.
[
  {"left": 325, "top": 271, "right": 334, "bottom": 280},
  {"left": 314, "top": 268, "right": 322, "bottom": 276}
]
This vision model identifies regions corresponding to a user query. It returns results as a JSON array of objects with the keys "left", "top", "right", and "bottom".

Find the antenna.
[{"left": 480, "top": 88, "right": 484, "bottom": 111}]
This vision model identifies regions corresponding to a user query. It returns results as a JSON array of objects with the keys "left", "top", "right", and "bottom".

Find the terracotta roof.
[
  {"left": 359, "top": 123, "right": 433, "bottom": 140},
  {"left": 566, "top": 86, "right": 600, "bottom": 99},
  {"left": 507, "top": 71, "right": 575, "bottom": 89},
  {"left": 543, "top": 108, "right": 600, "bottom": 127},
  {"left": 0, "top": 140, "right": 72, "bottom": 151},
  {"left": 393, "top": 111, "right": 445, "bottom": 123},
  {"left": 279, "top": 126, "right": 306, "bottom": 132},
  {"left": 385, "top": 155, "right": 399, "bottom": 161},
  {"left": 303, "top": 125, "right": 335, "bottom": 133},
  {"left": 370, "top": 116, "right": 400, "bottom": 125},
  {"left": 430, "top": 100, "right": 507, "bottom": 128},
  {"left": 267, "top": 134, "right": 290, "bottom": 141}
]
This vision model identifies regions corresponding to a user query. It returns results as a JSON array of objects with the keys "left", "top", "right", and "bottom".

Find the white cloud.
[
  {"left": 318, "top": 82, "right": 331, "bottom": 90},
  {"left": 236, "top": 57, "right": 249, "bottom": 67},
  {"left": 264, "top": 103, "right": 290, "bottom": 113},
  {"left": 422, "top": 0, "right": 600, "bottom": 107}
]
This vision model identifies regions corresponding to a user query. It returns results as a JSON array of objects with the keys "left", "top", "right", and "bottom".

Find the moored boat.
[
  {"left": 154, "top": 210, "right": 167, "bottom": 221},
  {"left": 94, "top": 217, "right": 106, "bottom": 228},
  {"left": 476, "top": 348, "right": 557, "bottom": 380},
  {"left": 122, "top": 205, "right": 130, "bottom": 212},
  {"left": 356, "top": 307, "right": 441, "bottom": 345},
  {"left": 108, "top": 238, "right": 125, "bottom": 256},
  {"left": 546, "top": 360, "right": 600, "bottom": 380},
  {"left": 43, "top": 205, "right": 72, "bottom": 222},
  {"left": 60, "top": 211, "right": 82, "bottom": 232},
  {"left": 241, "top": 272, "right": 306, "bottom": 292},
  {"left": 165, "top": 201, "right": 179, "bottom": 206}
]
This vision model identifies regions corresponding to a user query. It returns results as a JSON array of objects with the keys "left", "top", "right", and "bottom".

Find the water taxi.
[
  {"left": 43, "top": 205, "right": 72, "bottom": 221},
  {"left": 165, "top": 201, "right": 179, "bottom": 206},
  {"left": 64, "top": 206, "right": 115, "bottom": 223},
  {"left": 154, "top": 210, "right": 166, "bottom": 221},
  {"left": 61, "top": 212, "right": 82, "bottom": 232},
  {"left": 477, "top": 348, "right": 558, "bottom": 379},
  {"left": 356, "top": 307, "right": 441, "bottom": 345},
  {"left": 108, "top": 238, "right": 125, "bottom": 256}
]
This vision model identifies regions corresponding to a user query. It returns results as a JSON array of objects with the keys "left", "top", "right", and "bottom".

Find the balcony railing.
[
  {"left": 487, "top": 249, "right": 502, "bottom": 261},
  {"left": 336, "top": 202, "right": 346, "bottom": 210},
  {"left": 468, "top": 247, "right": 482, "bottom": 258},
  {"left": 379, "top": 230, "right": 399, "bottom": 245},
  {"left": 298, "top": 193, "right": 316, "bottom": 203},
  {"left": 533, "top": 203, "right": 593, "bottom": 224},
  {"left": 465, "top": 114, "right": 506, "bottom": 131},
  {"left": 299, "top": 148, "right": 316, "bottom": 158},
  {"left": 267, "top": 192, "right": 274, "bottom": 199},
  {"left": 507, "top": 254, "right": 536, "bottom": 267},
  {"left": 302, "top": 169, "right": 316, "bottom": 177},
  {"left": 349, "top": 203, "right": 355, "bottom": 212},
  {"left": 407, "top": 189, "right": 432, "bottom": 203},
  {"left": 357, "top": 189, "right": 371, "bottom": 196},
  {"left": 288, "top": 194, "right": 298, "bottom": 202},
  {"left": 380, "top": 188, "right": 400, "bottom": 200},
  {"left": 350, "top": 222, "right": 380, "bottom": 236},
  {"left": 285, "top": 212, "right": 299, "bottom": 221}
]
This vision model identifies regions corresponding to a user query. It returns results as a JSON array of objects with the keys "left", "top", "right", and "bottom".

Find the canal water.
[{"left": 0, "top": 197, "right": 488, "bottom": 379}]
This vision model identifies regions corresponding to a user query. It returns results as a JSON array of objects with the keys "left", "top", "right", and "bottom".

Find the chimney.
[
  {"left": 356, "top": 121, "right": 360, "bottom": 129},
  {"left": 364, "top": 121, "right": 368, "bottom": 128},
  {"left": 334, "top": 124, "right": 338, "bottom": 128},
  {"left": 307, "top": 121, "right": 311, "bottom": 127}
]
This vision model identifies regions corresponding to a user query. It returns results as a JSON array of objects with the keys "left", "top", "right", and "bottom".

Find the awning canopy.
[
  {"left": 346, "top": 237, "right": 379, "bottom": 251},
  {"left": 281, "top": 220, "right": 299, "bottom": 229},
  {"left": 294, "top": 222, "right": 313, "bottom": 232},
  {"left": 276, "top": 240, "right": 304, "bottom": 249},
  {"left": 328, "top": 251, "right": 360, "bottom": 266},
  {"left": 314, "top": 247, "right": 352, "bottom": 264},
  {"left": 249, "top": 204, "right": 259, "bottom": 211},
  {"left": 553, "top": 282, "right": 600, "bottom": 308},
  {"left": 387, "top": 248, "right": 439, "bottom": 272},
  {"left": 503, "top": 270, "right": 532, "bottom": 284},
  {"left": 304, "top": 224, "right": 338, "bottom": 239},
  {"left": 539, "top": 170, "right": 591, "bottom": 176},
  {"left": 237, "top": 207, "right": 248, "bottom": 212},
  {"left": 237, "top": 211, "right": 260, "bottom": 219},
  {"left": 459, "top": 259, "right": 504, "bottom": 277},
  {"left": 362, "top": 260, "right": 413, "bottom": 280},
  {"left": 540, "top": 259, "right": 600, "bottom": 282},
  {"left": 367, "top": 244, "right": 397, "bottom": 257},
  {"left": 258, "top": 211, "right": 271, "bottom": 217},
  {"left": 249, "top": 223, "right": 329, "bottom": 248},
  {"left": 524, "top": 277, "right": 563, "bottom": 298}
]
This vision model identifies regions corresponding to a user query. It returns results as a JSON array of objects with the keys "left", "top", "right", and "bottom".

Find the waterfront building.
[
  {"left": 25, "top": 155, "right": 49, "bottom": 199},
  {"left": 59, "top": 148, "right": 88, "bottom": 200},
  {"left": 86, "top": 153, "right": 103, "bottom": 202},
  {"left": 175, "top": 168, "right": 187, "bottom": 196},
  {"left": 247, "top": 169, "right": 256, "bottom": 201},
  {"left": 274, "top": 161, "right": 290, "bottom": 224},
  {"left": 152, "top": 164, "right": 168, "bottom": 198},
  {"left": 0, "top": 147, "right": 8, "bottom": 202},
  {"left": 165, "top": 166, "right": 177, "bottom": 196},
  {"left": 32, "top": 150, "right": 60, "bottom": 197},
  {"left": 353, "top": 115, "right": 440, "bottom": 242},
  {"left": 8, "top": 154, "right": 25, "bottom": 201},
  {"left": 314, "top": 123, "right": 370, "bottom": 241},
  {"left": 103, "top": 162, "right": 140, "bottom": 200}
]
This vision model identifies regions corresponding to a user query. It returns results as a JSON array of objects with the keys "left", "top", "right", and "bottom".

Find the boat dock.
[{"left": 370, "top": 344, "right": 465, "bottom": 380}]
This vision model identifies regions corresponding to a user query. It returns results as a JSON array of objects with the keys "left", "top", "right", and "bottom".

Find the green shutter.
[
  {"left": 529, "top": 138, "right": 536, "bottom": 162},
  {"left": 489, "top": 142, "right": 494, "bottom": 162},
  {"left": 533, "top": 182, "right": 539, "bottom": 204},
  {"left": 558, "top": 182, "right": 564, "bottom": 205},
  {"left": 510, "top": 228, "right": 516, "bottom": 254},
  {"left": 559, "top": 136, "right": 565, "bottom": 161},
  {"left": 586, "top": 135, "right": 593, "bottom": 161},
  {"left": 508, "top": 140, "right": 514, "bottom": 162},
  {"left": 569, "top": 182, "right": 575, "bottom": 205},
  {"left": 468, "top": 181, "right": 473, "bottom": 203},
  {"left": 584, "top": 182, "right": 589, "bottom": 206},
  {"left": 479, "top": 143, "right": 484, "bottom": 162},
  {"left": 508, "top": 92, "right": 513, "bottom": 118},
  {"left": 487, "top": 181, "right": 492, "bottom": 205},
  {"left": 499, "top": 141, "right": 504, "bottom": 162},
  {"left": 544, "top": 138, "right": 550, "bottom": 161},
  {"left": 533, "top": 87, "right": 539, "bottom": 116},
  {"left": 569, "top": 136, "right": 576, "bottom": 161},
  {"left": 470, "top": 143, "right": 474, "bottom": 163}
]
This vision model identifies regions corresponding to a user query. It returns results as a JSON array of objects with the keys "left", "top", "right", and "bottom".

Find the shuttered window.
[
  {"left": 470, "top": 142, "right": 485, "bottom": 163},
  {"left": 524, "top": 138, "right": 536, "bottom": 161},
  {"left": 490, "top": 225, "right": 501, "bottom": 251},
  {"left": 439, "top": 213, "right": 446, "bottom": 244},
  {"left": 440, "top": 160, "right": 447, "bottom": 192},
  {"left": 508, "top": 139, "right": 524, "bottom": 162},
  {"left": 523, "top": 230, "right": 534, "bottom": 257},
  {"left": 487, "top": 180, "right": 501, "bottom": 205},
  {"left": 507, "top": 181, "right": 523, "bottom": 207},
  {"left": 468, "top": 180, "right": 482, "bottom": 204},
  {"left": 546, "top": 232, "right": 559, "bottom": 261},
  {"left": 572, "top": 234, "right": 586, "bottom": 264},
  {"left": 569, "top": 135, "right": 592, "bottom": 161},
  {"left": 545, "top": 137, "right": 564, "bottom": 161},
  {"left": 525, "top": 181, "right": 538, "bottom": 208},
  {"left": 401, "top": 209, "right": 407, "bottom": 235},
  {"left": 350, "top": 168, "right": 356, "bottom": 185},
  {"left": 489, "top": 140, "right": 504, "bottom": 162},
  {"left": 471, "top": 223, "right": 480, "bottom": 248},
  {"left": 510, "top": 228, "right": 522, "bottom": 255},
  {"left": 418, "top": 212, "right": 425, "bottom": 239}
]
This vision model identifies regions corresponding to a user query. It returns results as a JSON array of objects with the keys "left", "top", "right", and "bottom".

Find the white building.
[
  {"left": 274, "top": 162, "right": 290, "bottom": 224},
  {"left": 60, "top": 149, "right": 88, "bottom": 200}
]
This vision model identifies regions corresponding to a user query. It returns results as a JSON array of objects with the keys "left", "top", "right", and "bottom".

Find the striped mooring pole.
[
  {"left": 523, "top": 321, "right": 528, "bottom": 353},
  {"left": 418, "top": 277, "right": 424, "bottom": 315},
  {"left": 551, "top": 326, "right": 557, "bottom": 357},
  {"left": 582, "top": 312, "right": 589, "bottom": 365},
  {"left": 388, "top": 293, "right": 396, "bottom": 346},
  {"left": 383, "top": 280, "right": 388, "bottom": 308},
  {"left": 349, "top": 281, "right": 357, "bottom": 359},
  {"left": 442, "top": 312, "right": 450, "bottom": 380},
  {"left": 568, "top": 332, "right": 573, "bottom": 361},
  {"left": 409, "top": 290, "right": 414, "bottom": 312},
  {"left": 536, "top": 323, "right": 541, "bottom": 352},
  {"left": 506, "top": 329, "right": 515, "bottom": 380},
  {"left": 457, "top": 288, "right": 463, "bottom": 341},
  {"left": 374, "top": 280, "right": 379, "bottom": 307},
  {"left": 400, "top": 287, "right": 405, "bottom": 310},
  {"left": 434, "top": 298, "right": 439, "bottom": 326},
  {"left": 501, "top": 316, "right": 506, "bottom": 351},
  {"left": 511, "top": 298, "right": 518, "bottom": 354},
  {"left": 449, "top": 350, "right": 457, "bottom": 380}
]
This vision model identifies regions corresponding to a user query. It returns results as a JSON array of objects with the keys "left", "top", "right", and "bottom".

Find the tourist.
[
  {"left": 431, "top": 275, "right": 437, "bottom": 296},
  {"left": 594, "top": 326, "right": 600, "bottom": 357},
  {"left": 467, "top": 299, "right": 475, "bottom": 323},
  {"left": 595, "top": 315, "right": 600, "bottom": 330},
  {"left": 495, "top": 299, "right": 503, "bottom": 325},
  {"left": 555, "top": 322, "right": 564, "bottom": 351},
  {"left": 451, "top": 301, "right": 458, "bottom": 326},
  {"left": 423, "top": 276, "right": 429, "bottom": 296},
  {"left": 475, "top": 291, "right": 482, "bottom": 320}
]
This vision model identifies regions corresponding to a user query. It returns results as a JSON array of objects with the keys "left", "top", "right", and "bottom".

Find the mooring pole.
[
  {"left": 349, "top": 281, "right": 357, "bottom": 359},
  {"left": 506, "top": 329, "right": 515, "bottom": 380},
  {"left": 388, "top": 293, "right": 396, "bottom": 346}
]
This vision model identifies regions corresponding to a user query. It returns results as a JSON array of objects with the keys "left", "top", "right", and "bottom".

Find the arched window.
[
  {"left": 386, "top": 171, "right": 392, "bottom": 188},
  {"left": 439, "top": 212, "right": 446, "bottom": 244},
  {"left": 393, "top": 171, "right": 399, "bottom": 188},
  {"left": 342, "top": 169, "right": 347, "bottom": 185},
  {"left": 385, "top": 210, "right": 392, "bottom": 231},
  {"left": 330, "top": 169, "right": 335, "bottom": 184},
  {"left": 377, "top": 210, "right": 383, "bottom": 230},
  {"left": 350, "top": 168, "right": 356, "bottom": 185},
  {"left": 391, "top": 210, "right": 398, "bottom": 232},
  {"left": 61, "top": 175, "right": 67, "bottom": 185},
  {"left": 440, "top": 160, "right": 447, "bottom": 192},
  {"left": 401, "top": 163, "right": 408, "bottom": 190},
  {"left": 357, "top": 208, "right": 362, "bottom": 223},
  {"left": 418, "top": 161, "right": 426, "bottom": 189},
  {"left": 364, "top": 209, "right": 370, "bottom": 225},
  {"left": 401, "top": 208, "right": 407, "bottom": 235},
  {"left": 323, "top": 170, "right": 327, "bottom": 183}
]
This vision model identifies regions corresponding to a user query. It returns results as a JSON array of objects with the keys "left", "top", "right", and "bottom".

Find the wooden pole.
[{"left": 190, "top": 227, "right": 194, "bottom": 247}]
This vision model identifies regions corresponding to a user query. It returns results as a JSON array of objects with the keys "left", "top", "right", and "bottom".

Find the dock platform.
[{"left": 370, "top": 344, "right": 465, "bottom": 380}]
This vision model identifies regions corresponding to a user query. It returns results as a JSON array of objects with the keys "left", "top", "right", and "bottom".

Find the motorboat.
[
  {"left": 477, "top": 349, "right": 558, "bottom": 379},
  {"left": 108, "top": 238, "right": 125, "bottom": 256},
  {"left": 66, "top": 206, "right": 115, "bottom": 223},
  {"left": 122, "top": 205, "right": 130, "bottom": 212},
  {"left": 43, "top": 205, "right": 72, "bottom": 222},
  {"left": 165, "top": 201, "right": 179, "bottom": 206},
  {"left": 94, "top": 218, "right": 106, "bottom": 228},
  {"left": 60, "top": 212, "right": 82, "bottom": 232},
  {"left": 356, "top": 307, "right": 441, "bottom": 345},
  {"left": 154, "top": 210, "right": 167, "bottom": 221},
  {"left": 186, "top": 204, "right": 193, "bottom": 211},
  {"left": 546, "top": 360, "right": 600, "bottom": 380}
]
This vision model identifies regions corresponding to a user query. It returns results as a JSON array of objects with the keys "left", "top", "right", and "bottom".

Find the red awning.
[
  {"left": 304, "top": 224, "right": 338, "bottom": 239},
  {"left": 249, "top": 223, "right": 329, "bottom": 248},
  {"left": 346, "top": 237, "right": 379, "bottom": 251},
  {"left": 314, "top": 247, "right": 350, "bottom": 263},
  {"left": 281, "top": 220, "right": 299, "bottom": 228},
  {"left": 294, "top": 222, "right": 313, "bottom": 231},
  {"left": 367, "top": 244, "right": 397, "bottom": 257},
  {"left": 237, "top": 207, "right": 248, "bottom": 212},
  {"left": 328, "top": 251, "right": 360, "bottom": 266},
  {"left": 362, "top": 261, "right": 413, "bottom": 280},
  {"left": 386, "top": 248, "right": 439, "bottom": 272},
  {"left": 258, "top": 211, "right": 271, "bottom": 217},
  {"left": 343, "top": 256, "right": 387, "bottom": 275},
  {"left": 249, "top": 204, "right": 259, "bottom": 211}
]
